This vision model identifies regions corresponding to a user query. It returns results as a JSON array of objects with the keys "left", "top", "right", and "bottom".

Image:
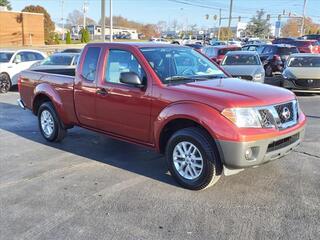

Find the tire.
[
  {"left": 38, "top": 102, "right": 66, "bottom": 142},
  {"left": 0, "top": 73, "right": 11, "bottom": 93},
  {"left": 265, "top": 65, "right": 273, "bottom": 77},
  {"left": 165, "top": 127, "right": 222, "bottom": 190}
]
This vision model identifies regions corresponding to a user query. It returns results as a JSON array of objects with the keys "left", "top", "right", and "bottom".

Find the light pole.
[
  {"left": 101, "top": 0, "right": 105, "bottom": 42},
  {"left": 301, "top": 0, "right": 307, "bottom": 36},
  {"left": 228, "top": 0, "right": 233, "bottom": 28},
  {"left": 110, "top": 0, "right": 113, "bottom": 42},
  {"left": 83, "top": 0, "right": 88, "bottom": 29}
]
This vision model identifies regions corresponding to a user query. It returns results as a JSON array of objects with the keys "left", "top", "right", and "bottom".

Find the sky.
[{"left": 11, "top": 0, "right": 320, "bottom": 28}]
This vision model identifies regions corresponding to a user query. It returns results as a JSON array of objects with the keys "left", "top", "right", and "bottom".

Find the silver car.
[
  {"left": 220, "top": 51, "right": 265, "bottom": 83},
  {"left": 282, "top": 53, "right": 320, "bottom": 93}
]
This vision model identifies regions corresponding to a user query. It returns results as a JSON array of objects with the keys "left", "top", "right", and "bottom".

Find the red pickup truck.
[{"left": 18, "top": 43, "right": 306, "bottom": 190}]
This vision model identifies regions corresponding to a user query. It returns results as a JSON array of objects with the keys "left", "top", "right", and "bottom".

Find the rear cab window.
[{"left": 81, "top": 47, "right": 101, "bottom": 81}]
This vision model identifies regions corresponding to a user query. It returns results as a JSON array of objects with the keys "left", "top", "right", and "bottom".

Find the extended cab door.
[
  {"left": 74, "top": 46, "right": 102, "bottom": 128},
  {"left": 95, "top": 47, "right": 152, "bottom": 143}
]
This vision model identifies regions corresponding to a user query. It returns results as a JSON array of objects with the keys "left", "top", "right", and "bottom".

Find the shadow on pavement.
[{"left": 0, "top": 101, "right": 179, "bottom": 188}]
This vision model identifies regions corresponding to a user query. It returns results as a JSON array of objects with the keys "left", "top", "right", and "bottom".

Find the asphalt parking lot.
[{"left": 1, "top": 85, "right": 320, "bottom": 240}]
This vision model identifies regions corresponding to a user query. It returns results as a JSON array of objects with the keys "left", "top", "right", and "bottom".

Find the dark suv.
[
  {"left": 301, "top": 34, "right": 320, "bottom": 41},
  {"left": 257, "top": 44, "right": 299, "bottom": 77}
]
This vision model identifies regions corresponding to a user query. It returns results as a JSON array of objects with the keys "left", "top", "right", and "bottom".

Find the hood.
[
  {"left": 168, "top": 78, "right": 295, "bottom": 111},
  {"left": 286, "top": 67, "right": 320, "bottom": 79},
  {"left": 221, "top": 65, "right": 263, "bottom": 76}
]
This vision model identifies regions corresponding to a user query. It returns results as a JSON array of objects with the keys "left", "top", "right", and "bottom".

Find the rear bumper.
[
  {"left": 283, "top": 79, "right": 320, "bottom": 93},
  {"left": 217, "top": 125, "right": 305, "bottom": 169}
]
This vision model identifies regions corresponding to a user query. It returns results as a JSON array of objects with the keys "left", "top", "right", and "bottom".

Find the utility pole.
[
  {"left": 109, "top": 0, "right": 113, "bottom": 42},
  {"left": 83, "top": 0, "right": 88, "bottom": 29},
  {"left": 218, "top": 8, "right": 222, "bottom": 40},
  {"left": 61, "top": 0, "right": 65, "bottom": 41},
  {"left": 301, "top": 0, "right": 307, "bottom": 36},
  {"left": 228, "top": 0, "right": 233, "bottom": 28},
  {"left": 101, "top": 0, "right": 105, "bottom": 42}
]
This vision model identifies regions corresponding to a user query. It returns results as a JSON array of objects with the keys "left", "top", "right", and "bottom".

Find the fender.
[
  {"left": 153, "top": 101, "right": 240, "bottom": 151},
  {"left": 32, "top": 82, "right": 72, "bottom": 125}
]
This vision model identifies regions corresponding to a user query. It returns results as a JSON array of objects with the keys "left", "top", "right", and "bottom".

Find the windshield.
[
  {"left": 140, "top": 47, "right": 226, "bottom": 83},
  {"left": 0, "top": 52, "right": 13, "bottom": 63},
  {"left": 41, "top": 55, "right": 74, "bottom": 65},
  {"left": 222, "top": 54, "right": 260, "bottom": 65},
  {"left": 288, "top": 56, "right": 320, "bottom": 67}
]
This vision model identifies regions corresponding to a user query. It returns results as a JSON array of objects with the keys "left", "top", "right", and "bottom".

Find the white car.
[
  {"left": 0, "top": 49, "right": 46, "bottom": 93},
  {"left": 149, "top": 38, "right": 171, "bottom": 44}
]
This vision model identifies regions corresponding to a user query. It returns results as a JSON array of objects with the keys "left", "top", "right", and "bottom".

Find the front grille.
[
  {"left": 258, "top": 100, "right": 298, "bottom": 130},
  {"left": 267, "top": 133, "right": 299, "bottom": 153},
  {"left": 259, "top": 109, "right": 274, "bottom": 128},
  {"left": 274, "top": 102, "right": 294, "bottom": 123},
  {"left": 294, "top": 79, "right": 320, "bottom": 88},
  {"left": 234, "top": 75, "right": 253, "bottom": 80}
]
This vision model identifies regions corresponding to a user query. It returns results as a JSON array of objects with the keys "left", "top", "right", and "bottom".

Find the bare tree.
[{"left": 67, "top": 10, "right": 96, "bottom": 26}]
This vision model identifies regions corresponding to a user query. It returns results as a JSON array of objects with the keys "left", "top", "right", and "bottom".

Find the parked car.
[
  {"left": 301, "top": 34, "right": 320, "bottom": 41},
  {"left": 18, "top": 43, "right": 306, "bottom": 190},
  {"left": 0, "top": 49, "right": 46, "bottom": 93},
  {"left": 210, "top": 40, "right": 227, "bottom": 46},
  {"left": 30, "top": 53, "right": 80, "bottom": 76},
  {"left": 282, "top": 53, "right": 320, "bottom": 93},
  {"left": 290, "top": 40, "right": 319, "bottom": 53},
  {"left": 185, "top": 43, "right": 204, "bottom": 53},
  {"left": 257, "top": 44, "right": 299, "bottom": 77},
  {"left": 202, "top": 45, "right": 242, "bottom": 64},
  {"left": 149, "top": 38, "right": 170, "bottom": 44},
  {"left": 272, "top": 37, "right": 297, "bottom": 44},
  {"left": 242, "top": 43, "right": 267, "bottom": 51},
  {"left": 220, "top": 51, "right": 265, "bottom": 82},
  {"left": 60, "top": 48, "right": 82, "bottom": 53}
]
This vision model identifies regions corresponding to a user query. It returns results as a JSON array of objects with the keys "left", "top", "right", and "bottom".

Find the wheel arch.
[
  {"left": 32, "top": 83, "right": 68, "bottom": 124},
  {"left": 154, "top": 101, "right": 225, "bottom": 154}
]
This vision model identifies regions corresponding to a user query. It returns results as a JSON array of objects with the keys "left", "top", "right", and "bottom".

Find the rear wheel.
[
  {"left": 0, "top": 73, "right": 11, "bottom": 93},
  {"left": 165, "top": 127, "right": 222, "bottom": 190},
  {"left": 38, "top": 102, "right": 66, "bottom": 142}
]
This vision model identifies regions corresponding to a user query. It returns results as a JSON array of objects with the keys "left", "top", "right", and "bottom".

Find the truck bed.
[{"left": 19, "top": 69, "right": 77, "bottom": 124}]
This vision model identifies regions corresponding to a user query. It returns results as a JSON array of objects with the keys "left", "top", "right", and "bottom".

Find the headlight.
[
  {"left": 282, "top": 70, "right": 296, "bottom": 79},
  {"left": 253, "top": 73, "right": 263, "bottom": 80},
  {"left": 221, "top": 108, "right": 262, "bottom": 128}
]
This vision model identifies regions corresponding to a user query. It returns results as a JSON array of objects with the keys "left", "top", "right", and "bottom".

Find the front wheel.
[
  {"left": 165, "top": 127, "right": 222, "bottom": 190},
  {"left": 38, "top": 102, "right": 66, "bottom": 142},
  {"left": 0, "top": 73, "right": 11, "bottom": 93}
]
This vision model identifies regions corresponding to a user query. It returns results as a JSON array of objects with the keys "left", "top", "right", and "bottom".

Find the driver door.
[{"left": 95, "top": 48, "right": 152, "bottom": 143}]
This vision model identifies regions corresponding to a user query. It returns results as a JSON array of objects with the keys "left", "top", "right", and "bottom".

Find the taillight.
[
  {"left": 18, "top": 75, "right": 22, "bottom": 92},
  {"left": 273, "top": 54, "right": 281, "bottom": 61}
]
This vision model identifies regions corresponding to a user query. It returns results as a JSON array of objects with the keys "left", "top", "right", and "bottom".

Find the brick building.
[{"left": 0, "top": 9, "right": 44, "bottom": 46}]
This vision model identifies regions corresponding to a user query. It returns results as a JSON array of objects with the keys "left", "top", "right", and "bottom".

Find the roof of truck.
[{"left": 86, "top": 42, "right": 189, "bottom": 48}]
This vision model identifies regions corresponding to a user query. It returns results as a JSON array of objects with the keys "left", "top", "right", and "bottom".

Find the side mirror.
[{"left": 120, "top": 72, "right": 143, "bottom": 87}]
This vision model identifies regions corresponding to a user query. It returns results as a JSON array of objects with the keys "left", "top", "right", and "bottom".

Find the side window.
[
  {"left": 105, "top": 49, "right": 146, "bottom": 84},
  {"left": 25, "top": 52, "right": 37, "bottom": 61},
  {"left": 262, "top": 46, "right": 273, "bottom": 54},
  {"left": 35, "top": 53, "right": 45, "bottom": 60},
  {"left": 81, "top": 47, "right": 101, "bottom": 81}
]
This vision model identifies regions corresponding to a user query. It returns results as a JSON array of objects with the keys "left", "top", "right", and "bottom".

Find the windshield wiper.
[{"left": 164, "top": 75, "right": 226, "bottom": 85}]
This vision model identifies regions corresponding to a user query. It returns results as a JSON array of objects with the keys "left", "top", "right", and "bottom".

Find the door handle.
[{"left": 96, "top": 88, "right": 108, "bottom": 96}]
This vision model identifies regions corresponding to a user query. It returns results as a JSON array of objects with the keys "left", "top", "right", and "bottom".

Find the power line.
[{"left": 168, "top": 0, "right": 227, "bottom": 11}]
